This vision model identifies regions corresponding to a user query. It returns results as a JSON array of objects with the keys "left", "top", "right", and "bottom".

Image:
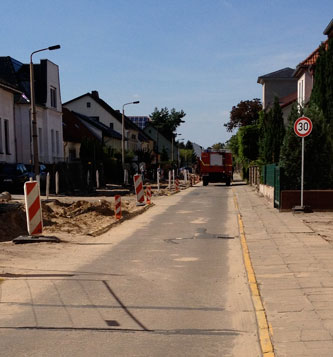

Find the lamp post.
[
  {"left": 122, "top": 100, "right": 140, "bottom": 184},
  {"left": 30, "top": 45, "right": 60, "bottom": 177}
]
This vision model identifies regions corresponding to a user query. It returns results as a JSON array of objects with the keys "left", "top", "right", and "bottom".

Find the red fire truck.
[{"left": 199, "top": 149, "right": 233, "bottom": 186}]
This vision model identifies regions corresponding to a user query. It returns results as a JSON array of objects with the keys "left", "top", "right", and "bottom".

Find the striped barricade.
[
  {"left": 175, "top": 179, "right": 180, "bottom": 192},
  {"left": 134, "top": 174, "right": 145, "bottom": 205},
  {"left": 24, "top": 181, "right": 43, "bottom": 236},
  {"left": 115, "top": 195, "right": 122, "bottom": 219},
  {"left": 146, "top": 185, "right": 152, "bottom": 204}
]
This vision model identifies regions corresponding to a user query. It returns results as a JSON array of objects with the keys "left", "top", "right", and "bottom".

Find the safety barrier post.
[
  {"left": 55, "top": 171, "right": 59, "bottom": 195},
  {"left": 175, "top": 178, "right": 180, "bottom": 192},
  {"left": 146, "top": 185, "right": 152, "bottom": 204},
  {"left": 46, "top": 172, "right": 50, "bottom": 199},
  {"left": 24, "top": 181, "right": 43, "bottom": 236},
  {"left": 157, "top": 170, "right": 160, "bottom": 193},
  {"left": 134, "top": 174, "right": 145, "bottom": 205},
  {"left": 115, "top": 195, "right": 122, "bottom": 219},
  {"left": 96, "top": 170, "right": 100, "bottom": 189}
]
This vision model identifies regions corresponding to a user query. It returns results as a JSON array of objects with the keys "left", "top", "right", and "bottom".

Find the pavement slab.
[{"left": 234, "top": 184, "right": 333, "bottom": 356}]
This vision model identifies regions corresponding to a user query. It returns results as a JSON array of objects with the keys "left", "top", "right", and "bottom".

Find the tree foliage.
[
  {"left": 211, "top": 142, "right": 225, "bottom": 150},
  {"left": 258, "top": 97, "right": 285, "bottom": 164},
  {"left": 279, "top": 104, "right": 333, "bottom": 189},
  {"left": 310, "top": 38, "right": 333, "bottom": 124},
  {"left": 224, "top": 98, "right": 262, "bottom": 132},
  {"left": 237, "top": 125, "right": 259, "bottom": 163},
  {"left": 150, "top": 107, "right": 186, "bottom": 140}
]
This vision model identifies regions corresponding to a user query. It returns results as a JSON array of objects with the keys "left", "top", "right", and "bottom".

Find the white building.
[
  {"left": 0, "top": 57, "right": 64, "bottom": 165},
  {"left": 0, "top": 81, "right": 21, "bottom": 163},
  {"left": 64, "top": 91, "right": 150, "bottom": 152}
]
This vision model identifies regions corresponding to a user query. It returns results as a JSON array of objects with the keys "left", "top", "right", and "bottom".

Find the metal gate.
[{"left": 274, "top": 166, "right": 280, "bottom": 209}]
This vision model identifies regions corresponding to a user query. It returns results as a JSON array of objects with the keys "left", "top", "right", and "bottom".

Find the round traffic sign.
[{"left": 294, "top": 116, "right": 312, "bottom": 137}]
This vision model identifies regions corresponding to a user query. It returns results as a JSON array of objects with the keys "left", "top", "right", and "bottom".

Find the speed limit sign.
[{"left": 294, "top": 116, "right": 312, "bottom": 137}]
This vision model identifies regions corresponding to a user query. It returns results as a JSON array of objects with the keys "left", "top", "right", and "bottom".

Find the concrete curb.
[{"left": 233, "top": 189, "right": 275, "bottom": 357}]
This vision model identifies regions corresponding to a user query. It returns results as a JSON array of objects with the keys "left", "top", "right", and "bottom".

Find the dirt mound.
[
  {"left": 42, "top": 199, "right": 117, "bottom": 235},
  {"left": 0, "top": 204, "right": 28, "bottom": 242},
  {"left": 0, "top": 197, "right": 148, "bottom": 242}
]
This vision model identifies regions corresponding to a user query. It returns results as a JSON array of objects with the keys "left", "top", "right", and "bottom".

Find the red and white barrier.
[
  {"left": 175, "top": 178, "right": 180, "bottom": 192},
  {"left": 134, "top": 174, "right": 145, "bottom": 204},
  {"left": 146, "top": 185, "right": 152, "bottom": 204},
  {"left": 24, "top": 181, "right": 43, "bottom": 236},
  {"left": 115, "top": 195, "right": 122, "bottom": 219}
]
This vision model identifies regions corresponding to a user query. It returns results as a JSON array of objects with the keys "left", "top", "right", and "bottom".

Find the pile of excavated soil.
[
  {"left": 0, "top": 204, "right": 27, "bottom": 242},
  {"left": 0, "top": 198, "right": 140, "bottom": 242}
]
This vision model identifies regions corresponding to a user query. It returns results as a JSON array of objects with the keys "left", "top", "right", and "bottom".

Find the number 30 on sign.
[{"left": 294, "top": 116, "right": 312, "bottom": 137}]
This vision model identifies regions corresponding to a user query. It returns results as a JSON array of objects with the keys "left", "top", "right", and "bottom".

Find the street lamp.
[
  {"left": 122, "top": 100, "right": 140, "bottom": 184},
  {"left": 30, "top": 45, "right": 60, "bottom": 177}
]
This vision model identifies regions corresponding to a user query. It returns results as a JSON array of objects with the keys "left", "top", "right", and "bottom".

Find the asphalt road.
[{"left": 0, "top": 184, "right": 260, "bottom": 356}]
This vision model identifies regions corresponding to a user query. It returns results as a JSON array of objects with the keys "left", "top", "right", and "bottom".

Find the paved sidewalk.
[{"left": 233, "top": 184, "right": 333, "bottom": 357}]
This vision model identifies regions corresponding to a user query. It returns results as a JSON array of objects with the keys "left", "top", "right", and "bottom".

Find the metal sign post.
[{"left": 294, "top": 116, "right": 312, "bottom": 210}]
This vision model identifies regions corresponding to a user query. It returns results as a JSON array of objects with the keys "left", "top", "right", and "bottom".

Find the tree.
[
  {"left": 237, "top": 125, "right": 259, "bottom": 163},
  {"left": 150, "top": 107, "right": 186, "bottom": 140},
  {"left": 185, "top": 140, "right": 193, "bottom": 150},
  {"left": 279, "top": 104, "right": 333, "bottom": 189},
  {"left": 226, "top": 134, "right": 239, "bottom": 158},
  {"left": 224, "top": 98, "right": 262, "bottom": 132},
  {"left": 258, "top": 97, "right": 285, "bottom": 164},
  {"left": 211, "top": 142, "right": 225, "bottom": 150},
  {"left": 310, "top": 38, "right": 333, "bottom": 124}
]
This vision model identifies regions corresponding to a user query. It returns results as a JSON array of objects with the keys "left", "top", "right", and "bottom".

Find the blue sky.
[{"left": 1, "top": 0, "right": 332, "bottom": 148}]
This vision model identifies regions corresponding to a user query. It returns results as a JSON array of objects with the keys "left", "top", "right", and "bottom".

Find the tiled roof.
[
  {"left": 62, "top": 108, "right": 98, "bottom": 143},
  {"left": 279, "top": 91, "right": 297, "bottom": 108},
  {"left": 294, "top": 40, "right": 329, "bottom": 77},
  {"left": 63, "top": 92, "right": 151, "bottom": 142},
  {"left": 72, "top": 110, "right": 122, "bottom": 140},
  {"left": 63, "top": 92, "right": 138, "bottom": 131},
  {"left": 0, "top": 56, "right": 46, "bottom": 104}
]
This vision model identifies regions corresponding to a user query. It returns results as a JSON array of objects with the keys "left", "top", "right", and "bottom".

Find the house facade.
[
  {"left": 293, "top": 19, "right": 332, "bottom": 108},
  {"left": 0, "top": 57, "right": 64, "bottom": 165},
  {"left": 257, "top": 67, "right": 297, "bottom": 111},
  {"left": 0, "top": 81, "right": 21, "bottom": 163},
  {"left": 63, "top": 91, "right": 150, "bottom": 153},
  {"left": 143, "top": 124, "right": 178, "bottom": 163}
]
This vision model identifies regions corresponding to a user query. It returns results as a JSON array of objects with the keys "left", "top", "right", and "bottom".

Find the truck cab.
[{"left": 199, "top": 149, "right": 233, "bottom": 186}]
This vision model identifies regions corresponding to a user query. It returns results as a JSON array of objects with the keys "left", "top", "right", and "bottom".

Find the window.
[
  {"left": 298, "top": 80, "right": 304, "bottom": 105},
  {"left": 4, "top": 119, "right": 10, "bottom": 154},
  {"left": 131, "top": 134, "right": 136, "bottom": 140},
  {"left": 56, "top": 131, "right": 59, "bottom": 155},
  {"left": 109, "top": 123, "right": 114, "bottom": 130},
  {"left": 87, "top": 102, "right": 91, "bottom": 108},
  {"left": 51, "top": 129, "right": 55, "bottom": 154},
  {"left": 50, "top": 86, "right": 57, "bottom": 108},
  {"left": 38, "top": 127, "right": 43, "bottom": 155}
]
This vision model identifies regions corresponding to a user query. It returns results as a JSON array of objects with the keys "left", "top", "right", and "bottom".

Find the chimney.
[{"left": 91, "top": 90, "right": 99, "bottom": 98}]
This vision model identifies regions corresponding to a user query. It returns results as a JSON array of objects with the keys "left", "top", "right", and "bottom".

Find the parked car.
[
  {"left": 0, "top": 163, "right": 30, "bottom": 193},
  {"left": 26, "top": 164, "right": 48, "bottom": 188}
]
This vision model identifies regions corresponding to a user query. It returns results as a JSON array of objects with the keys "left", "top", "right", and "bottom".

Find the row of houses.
[
  {"left": 257, "top": 19, "right": 333, "bottom": 120},
  {"left": 0, "top": 58, "right": 180, "bottom": 168}
]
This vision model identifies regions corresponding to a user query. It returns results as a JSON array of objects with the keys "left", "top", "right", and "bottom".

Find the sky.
[{"left": 1, "top": 0, "right": 332, "bottom": 148}]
